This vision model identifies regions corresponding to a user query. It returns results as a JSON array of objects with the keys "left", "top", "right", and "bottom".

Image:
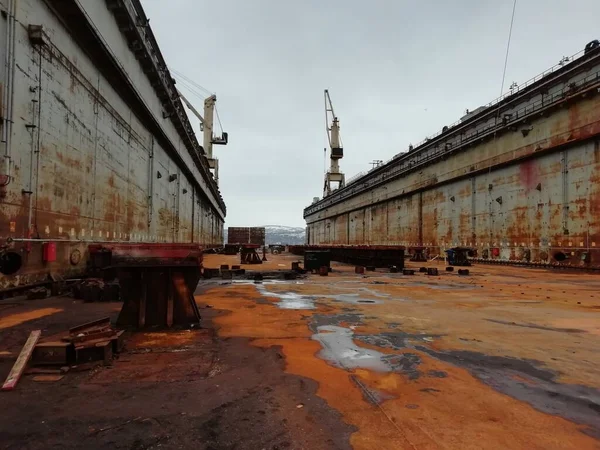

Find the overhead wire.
[
  {"left": 215, "top": 106, "right": 224, "bottom": 134},
  {"left": 499, "top": 0, "right": 518, "bottom": 98},
  {"left": 170, "top": 70, "right": 226, "bottom": 135},
  {"left": 485, "top": 0, "right": 518, "bottom": 245},
  {"left": 172, "top": 76, "right": 207, "bottom": 103},
  {"left": 491, "top": 0, "right": 518, "bottom": 151},
  {"left": 169, "top": 67, "right": 213, "bottom": 96}
]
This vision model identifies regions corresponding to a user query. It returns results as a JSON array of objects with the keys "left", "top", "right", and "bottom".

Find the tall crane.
[
  {"left": 323, "top": 89, "right": 345, "bottom": 197},
  {"left": 177, "top": 89, "right": 228, "bottom": 184}
]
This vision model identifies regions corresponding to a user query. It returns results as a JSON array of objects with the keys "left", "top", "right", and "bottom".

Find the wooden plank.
[
  {"left": 69, "top": 317, "right": 110, "bottom": 335},
  {"left": 112, "top": 330, "right": 125, "bottom": 354},
  {"left": 74, "top": 337, "right": 116, "bottom": 350},
  {"left": 2, "top": 330, "right": 41, "bottom": 391},
  {"left": 32, "top": 375, "right": 64, "bottom": 382},
  {"left": 69, "top": 329, "right": 116, "bottom": 343},
  {"left": 64, "top": 325, "right": 111, "bottom": 341},
  {"left": 26, "top": 367, "right": 69, "bottom": 375}
]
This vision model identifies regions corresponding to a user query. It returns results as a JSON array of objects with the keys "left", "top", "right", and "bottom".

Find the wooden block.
[
  {"left": 75, "top": 340, "right": 112, "bottom": 365},
  {"left": 69, "top": 317, "right": 110, "bottom": 335},
  {"left": 32, "top": 341, "right": 72, "bottom": 366},
  {"left": 26, "top": 367, "right": 62, "bottom": 375},
  {"left": 70, "top": 329, "right": 117, "bottom": 343},
  {"left": 2, "top": 330, "right": 42, "bottom": 391},
  {"left": 32, "top": 375, "right": 64, "bottom": 382},
  {"left": 74, "top": 337, "right": 116, "bottom": 350},
  {"left": 111, "top": 330, "right": 125, "bottom": 354}
]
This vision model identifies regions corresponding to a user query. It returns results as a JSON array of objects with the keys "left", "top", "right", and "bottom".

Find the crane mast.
[
  {"left": 176, "top": 89, "right": 228, "bottom": 184},
  {"left": 323, "top": 89, "right": 345, "bottom": 197}
]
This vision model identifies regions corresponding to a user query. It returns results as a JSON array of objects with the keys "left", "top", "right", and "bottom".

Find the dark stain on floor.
[
  {"left": 416, "top": 346, "right": 600, "bottom": 438},
  {"left": 485, "top": 318, "right": 586, "bottom": 334},
  {"left": 355, "top": 331, "right": 441, "bottom": 350}
]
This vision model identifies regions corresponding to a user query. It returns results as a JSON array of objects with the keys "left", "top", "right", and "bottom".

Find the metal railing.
[
  {"left": 395, "top": 48, "right": 588, "bottom": 159},
  {"left": 305, "top": 69, "right": 600, "bottom": 217}
]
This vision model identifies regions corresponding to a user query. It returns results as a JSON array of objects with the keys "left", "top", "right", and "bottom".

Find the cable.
[
  {"left": 215, "top": 106, "right": 224, "bottom": 134},
  {"left": 486, "top": 0, "right": 517, "bottom": 248},
  {"left": 173, "top": 76, "right": 208, "bottom": 102},
  {"left": 492, "top": 0, "right": 518, "bottom": 143},
  {"left": 499, "top": 0, "right": 518, "bottom": 97},
  {"left": 169, "top": 67, "right": 213, "bottom": 96}
]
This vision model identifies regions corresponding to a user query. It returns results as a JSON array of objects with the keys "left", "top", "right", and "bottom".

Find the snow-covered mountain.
[
  {"left": 264, "top": 225, "right": 306, "bottom": 245},
  {"left": 223, "top": 225, "right": 306, "bottom": 245}
]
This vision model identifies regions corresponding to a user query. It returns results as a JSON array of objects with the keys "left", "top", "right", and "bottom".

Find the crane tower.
[{"left": 323, "top": 89, "right": 345, "bottom": 197}]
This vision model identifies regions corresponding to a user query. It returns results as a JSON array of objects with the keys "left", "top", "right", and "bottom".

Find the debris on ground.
[
  {"left": 1, "top": 330, "right": 41, "bottom": 391},
  {"left": 73, "top": 279, "right": 121, "bottom": 303},
  {"left": 31, "top": 317, "right": 124, "bottom": 369},
  {"left": 32, "top": 374, "right": 64, "bottom": 382},
  {"left": 26, "top": 287, "right": 48, "bottom": 300}
]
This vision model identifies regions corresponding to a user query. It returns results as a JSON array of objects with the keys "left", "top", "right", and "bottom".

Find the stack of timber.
[{"left": 32, "top": 317, "right": 124, "bottom": 367}]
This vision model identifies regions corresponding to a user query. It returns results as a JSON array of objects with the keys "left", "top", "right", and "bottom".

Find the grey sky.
[{"left": 141, "top": 0, "right": 600, "bottom": 227}]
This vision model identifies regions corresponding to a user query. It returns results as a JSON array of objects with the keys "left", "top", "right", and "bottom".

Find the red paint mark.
[{"left": 519, "top": 160, "right": 538, "bottom": 190}]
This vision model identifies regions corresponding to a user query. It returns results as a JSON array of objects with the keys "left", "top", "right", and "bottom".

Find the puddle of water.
[
  {"left": 309, "top": 283, "right": 392, "bottom": 299},
  {"left": 255, "top": 284, "right": 316, "bottom": 309},
  {"left": 312, "top": 325, "right": 390, "bottom": 371},
  {"left": 254, "top": 284, "right": 388, "bottom": 309},
  {"left": 312, "top": 325, "right": 424, "bottom": 379}
]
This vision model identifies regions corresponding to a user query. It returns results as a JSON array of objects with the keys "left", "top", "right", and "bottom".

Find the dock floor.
[{"left": 1, "top": 253, "right": 599, "bottom": 449}]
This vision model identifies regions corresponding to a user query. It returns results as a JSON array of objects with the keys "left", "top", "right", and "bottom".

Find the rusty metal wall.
[
  {"left": 0, "top": 0, "right": 225, "bottom": 290},
  {"left": 305, "top": 50, "right": 600, "bottom": 268}
]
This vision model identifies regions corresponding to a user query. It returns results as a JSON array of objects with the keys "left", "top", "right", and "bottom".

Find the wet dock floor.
[
  {"left": 205, "top": 253, "right": 600, "bottom": 449},
  {"left": 1, "top": 253, "right": 599, "bottom": 449}
]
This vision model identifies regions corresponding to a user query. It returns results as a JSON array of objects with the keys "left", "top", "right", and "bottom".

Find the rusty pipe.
[
  {"left": 26, "top": 46, "right": 42, "bottom": 236},
  {"left": 7, "top": 0, "right": 17, "bottom": 165},
  {"left": 1, "top": 0, "right": 10, "bottom": 144},
  {"left": 2, "top": 0, "right": 13, "bottom": 183},
  {"left": 2, "top": 0, "right": 17, "bottom": 186}
]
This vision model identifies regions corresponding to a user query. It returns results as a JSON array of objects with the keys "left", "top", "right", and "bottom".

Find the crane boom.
[
  {"left": 323, "top": 89, "right": 345, "bottom": 197},
  {"left": 176, "top": 89, "right": 228, "bottom": 184},
  {"left": 177, "top": 88, "right": 205, "bottom": 126}
]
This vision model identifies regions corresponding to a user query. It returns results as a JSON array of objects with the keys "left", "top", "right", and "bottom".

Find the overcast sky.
[{"left": 141, "top": 0, "right": 600, "bottom": 228}]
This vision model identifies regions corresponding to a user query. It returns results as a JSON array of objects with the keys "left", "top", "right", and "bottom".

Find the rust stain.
[
  {"left": 202, "top": 254, "right": 600, "bottom": 450},
  {"left": 519, "top": 160, "right": 539, "bottom": 190},
  {"left": 0, "top": 308, "right": 63, "bottom": 330},
  {"left": 55, "top": 150, "right": 83, "bottom": 170}
]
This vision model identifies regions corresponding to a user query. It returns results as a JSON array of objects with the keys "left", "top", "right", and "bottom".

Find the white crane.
[
  {"left": 323, "top": 89, "right": 345, "bottom": 197},
  {"left": 177, "top": 89, "right": 228, "bottom": 184}
]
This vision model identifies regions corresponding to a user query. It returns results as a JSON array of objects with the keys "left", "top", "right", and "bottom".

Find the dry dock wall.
[
  {"left": 305, "top": 46, "right": 600, "bottom": 267},
  {"left": 0, "top": 0, "right": 225, "bottom": 289}
]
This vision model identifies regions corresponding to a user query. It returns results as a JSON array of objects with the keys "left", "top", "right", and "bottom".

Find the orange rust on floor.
[
  {"left": 203, "top": 252, "right": 302, "bottom": 272},
  {"left": 201, "top": 253, "right": 600, "bottom": 449},
  {"left": 0, "top": 308, "right": 63, "bottom": 330}
]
